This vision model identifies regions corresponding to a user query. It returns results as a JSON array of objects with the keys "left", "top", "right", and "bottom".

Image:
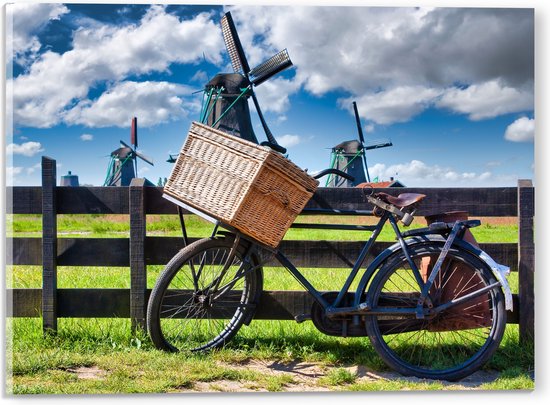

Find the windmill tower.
[
  {"left": 104, "top": 117, "right": 154, "bottom": 186},
  {"left": 326, "top": 102, "right": 393, "bottom": 187},
  {"left": 200, "top": 12, "right": 292, "bottom": 153}
]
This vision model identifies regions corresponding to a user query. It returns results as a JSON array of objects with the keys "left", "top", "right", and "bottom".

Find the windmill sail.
[
  {"left": 201, "top": 12, "right": 292, "bottom": 153},
  {"left": 326, "top": 102, "right": 393, "bottom": 187},
  {"left": 104, "top": 118, "right": 153, "bottom": 186}
]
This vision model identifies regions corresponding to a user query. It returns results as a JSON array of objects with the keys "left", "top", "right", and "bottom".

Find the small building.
[
  {"left": 356, "top": 177, "right": 405, "bottom": 188},
  {"left": 60, "top": 171, "right": 79, "bottom": 187}
]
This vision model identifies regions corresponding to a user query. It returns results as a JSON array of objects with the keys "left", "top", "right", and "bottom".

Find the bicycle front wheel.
[
  {"left": 365, "top": 242, "right": 506, "bottom": 381},
  {"left": 147, "top": 237, "right": 262, "bottom": 352}
]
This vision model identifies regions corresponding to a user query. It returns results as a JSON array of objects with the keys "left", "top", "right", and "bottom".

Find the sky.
[{"left": 4, "top": 1, "right": 535, "bottom": 188}]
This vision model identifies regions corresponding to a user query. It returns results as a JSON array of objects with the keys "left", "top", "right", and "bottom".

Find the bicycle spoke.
[
  {"left": 149, "top": 239, "right": 259, "bottom": 352},
  {"left": 367, "top": 244, "right": 505, "bottom": 380}
]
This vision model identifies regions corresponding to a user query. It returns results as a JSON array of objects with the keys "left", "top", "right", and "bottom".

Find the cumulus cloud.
[
  {"left": 10, "top": 5, "right": 224, "bottom": 128},
  {"left": 7, "top": 141, "right": 44, "bottom": 157},
  {"left": 254, "top": 77, "right": 301, "bottom": 114},
  {"left": 277, "top": 134, "right": 301, "bottom": 148},
  {"left": 26, "top": 163, "right": 42, "bottom": 175},
  {"left": 9, "top": 5, "right": 534, "bottom": 131},
  {"left": 6, "top": 166, "right": 24, "bottom": 186},
  {"left": 228, "top": 6, "right": 533, "bottom": 124},
  {"left": 437, "top": 80, "right": 533, "bottom": 120},
  {"left": 80, "top": 134, "right": 94, "bottom": 141},
  {"left": 341, "top": 86, "right": 443, "bottom": 125},
  {"left": 504, "top": 117, "right": 535, "bottom": 142},
  {"left": 65, "top": 81, "right": 197, "bottom": 127},
  {"left": 6, "top": 3, "right": 69, "bottom": 65},
  {"left": 369, "top": 159, "right": 517, "bottom": 187}
]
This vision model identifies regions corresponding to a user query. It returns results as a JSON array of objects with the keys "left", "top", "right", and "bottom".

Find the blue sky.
[{"left": 5, "top": 2, "right": 535, "bottom": 187}]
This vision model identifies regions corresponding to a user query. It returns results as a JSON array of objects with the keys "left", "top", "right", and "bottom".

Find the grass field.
[{"left": 6, "top": 214, "right": 533, "bottom": 393}]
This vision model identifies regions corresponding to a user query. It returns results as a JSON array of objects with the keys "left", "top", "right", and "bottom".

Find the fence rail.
[{"left": 6, "top": 157, "right": 534, "bottom": 341}]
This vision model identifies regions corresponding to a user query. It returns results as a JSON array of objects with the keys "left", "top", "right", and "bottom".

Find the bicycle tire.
[
  {"left": 365, "top": 242, "right": 506, "bottom": 381},
  {"left": 147, "top": 236, "right": 262, "bottom": 352}
]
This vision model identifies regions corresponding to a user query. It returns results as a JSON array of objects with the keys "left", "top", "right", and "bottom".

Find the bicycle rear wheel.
[
  {"left": 365, "top": 243, "right": 506, "bottom": 381},
  {"left": 147, "top": 237, "right": 262, "bottom": 352}
]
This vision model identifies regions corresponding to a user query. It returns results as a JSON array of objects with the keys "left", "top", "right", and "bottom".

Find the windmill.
[
  {"left": 104, "top": 117, "right": 154, "bottom": 186},
  {"left": 198, "top": 11, "right": 292, "bottom": 153},
  {"left": 326, "top": 102, "right": 393, "bottom": 187}
]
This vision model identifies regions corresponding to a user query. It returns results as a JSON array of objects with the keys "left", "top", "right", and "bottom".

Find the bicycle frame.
[
  {"left": 268, "top": 210, "right": 427, "bottom": 318},
  {"left": 166, "top": 192, "right": 511, "bottom": 320},
  {"left": 260, "top": 211, "right": 509, "bottom": 320}
]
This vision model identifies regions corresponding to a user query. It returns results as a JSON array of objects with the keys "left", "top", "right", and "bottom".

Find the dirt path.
[{"left": 184, "top": 360, "right": 504, "bottom": 393}]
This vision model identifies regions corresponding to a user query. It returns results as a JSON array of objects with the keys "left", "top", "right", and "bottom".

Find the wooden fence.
[{"left": 6, "top": 157, "right": 535, "bottom": 342}]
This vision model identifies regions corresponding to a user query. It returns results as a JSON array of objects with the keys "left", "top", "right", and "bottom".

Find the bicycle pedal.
[{"left": 294, "top": 313, "right": 311, "bottom": 323}]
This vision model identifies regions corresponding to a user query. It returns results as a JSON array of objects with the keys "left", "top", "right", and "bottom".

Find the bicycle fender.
[{"left": 354, "top": 235, "right": 513, "bottom": 311}]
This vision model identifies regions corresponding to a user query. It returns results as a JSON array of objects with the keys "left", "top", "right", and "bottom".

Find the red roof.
[{"left": 356, "top": 180, "right": 405, "bottom": 188}]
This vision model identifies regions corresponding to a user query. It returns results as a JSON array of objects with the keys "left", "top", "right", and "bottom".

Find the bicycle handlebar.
[{"left": 312, "top": 168, "right": 355, "bottom": 182}]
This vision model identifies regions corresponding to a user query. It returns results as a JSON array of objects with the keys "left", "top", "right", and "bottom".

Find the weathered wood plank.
[
  {"left": 9, "top": 238, "right": 129, "bottom": 266},
  {"left": 129, "top": 179, "right": 147, "bottom": 331},
  {"left": 8, "top": 185, "right": 519, "bottom": 217},
  {"left": 57, "top": 187, "right": 129, "bottom": 214},
  {"left": 41, "top": 157, "right": 58, "bottom": 333},
  {"left": 8, "top": 288, "right": 519, "bottom": 323},
  {"left": 9, "top": 237, "right": 519, "bottom": 271},
  {"left": 8, "top": 187, "right": 42, "bottom": 214},
  {"left": 518, "top": 180, "right": 535, "bottom": 343},
  {"left": 145, "top": 186, "right": 181, "bottom": 214},
  {"left": 306, "top": 187, "right": 518, "bottom": 217},
  {"left": 57, "top": 238, "right": 129, "bottom": 267}
]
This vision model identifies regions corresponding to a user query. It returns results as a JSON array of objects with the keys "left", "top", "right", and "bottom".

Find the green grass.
[
  {"left": 6, "top": 213, "right": 518, "bottom": 242},
  {"left": 6, "top": 213, "right": 531, "bottom": 393}
]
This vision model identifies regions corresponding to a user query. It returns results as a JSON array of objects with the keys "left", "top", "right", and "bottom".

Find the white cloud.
[
  {"left": 65, "top": 81, "right": 197, "bottom": 127},
  {"left": 364, "top": 124, "right": 375, "bottom": 133},
  {"left": 11, "top": 6, "right": 224, "bottom": 128},
  {"left": 9, "top": 5, "right": 534, "bottom": 131},
  {"left": 437, "top": 80, "right": 533, "bottom": 120},
  {"left": 80, "top": 134, "right": 94, "bottom": 141},
  {"left": 7, "top": 141, "right": 44, "bottom": 157},
  {"left": 254, "top": 77, "right": 301, "bottom": 114},
  {"left": 6, "top": 166, "right": 24, "bottom": 186},
  {"left": 6, "top": 3, "right": 69, "bottom": 65},
  {"left": 277, "top": 134, "right": 301, "bottom": 148},
  {"left": 504, "top": 117, "right": 535, "bottom": 142},
  {"left": 229, "top": 6, "right": 533, "bottom": 124},
  {"left": 190, "top": 70, "right": 209, "bottom": 83},
  {"left": 26, "top": 163, "right": 41, "bottom": 175},
  {"left": 341, "top": 86, "right": 442, "bottom": 125},
  {"left": 369, "top": 159, "right": 516, "bottom": 187}
]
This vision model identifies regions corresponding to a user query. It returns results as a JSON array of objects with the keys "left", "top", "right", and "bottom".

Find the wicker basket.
[{"left": 164, "top": 122, "right": 319, "bottom": 248}]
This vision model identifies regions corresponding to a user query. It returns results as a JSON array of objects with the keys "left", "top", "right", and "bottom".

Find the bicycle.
[{"left": 146, "top": 185, "right": 513, "bottom": 381}]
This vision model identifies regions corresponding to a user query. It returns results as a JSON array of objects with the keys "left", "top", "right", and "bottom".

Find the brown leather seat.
[{"left": 375, "top": 192, "right": 426, "bottom": 208}]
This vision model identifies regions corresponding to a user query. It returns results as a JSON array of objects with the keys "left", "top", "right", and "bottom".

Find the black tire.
[
  {"left": 147, "top": 237, "right": 262, "bottom": 352},
  {"left": 365, "top": 242, "right": 506, "bottom": 381}
]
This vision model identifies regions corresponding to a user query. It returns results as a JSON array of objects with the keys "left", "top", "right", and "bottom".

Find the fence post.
[
  {"left": 130, "top": 178, "right": 147, "bottom": 332},
  {"left": 42, "top": 156, "right": 57, "bottom": 334},
  {"left": 518, "top": 179, "right": 535, "bottom": 343}
]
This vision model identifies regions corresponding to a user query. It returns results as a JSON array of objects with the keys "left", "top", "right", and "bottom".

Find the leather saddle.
[{"left": 374, "top": 192, "right": 426, "bottom": 209}]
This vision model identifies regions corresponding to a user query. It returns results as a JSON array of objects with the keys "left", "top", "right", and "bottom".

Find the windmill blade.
[
  {"left": 220, "top": 12, "right": 250, "bottom": 75},
  {"left": 352, "top": 101, "right": 366, "bottom": 145},
  {"left": 135, "top": 151, "right": 154, "bottom": 166},
  {"left": 249, "top": 49, "right": 293, "bottom": 86},
  {"left": 364, "top": 140, "right": 393, "bottom": 150},
  {"left": 250, "top": 92, "right": 286, "bottom": 154},
  {"left": 350, "top": 102, "right": 370, "bottom": 182},
  {"left": 119, "top": 140, "right": 133, "bottom": 150},
  {"left": 131, "top": 117, "right": 138, "bottom": 148}
]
